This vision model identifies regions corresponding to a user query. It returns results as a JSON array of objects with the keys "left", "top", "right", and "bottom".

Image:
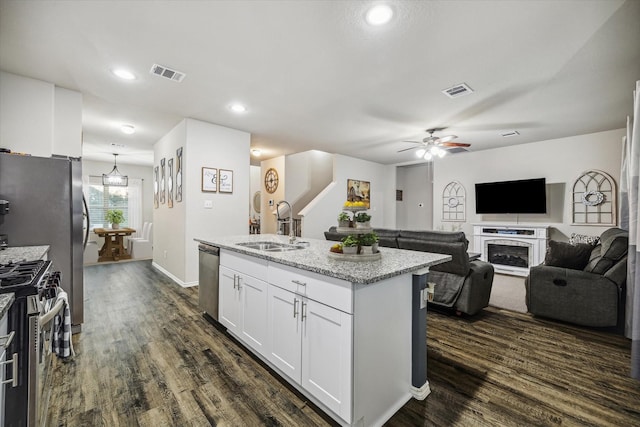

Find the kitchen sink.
[{"left": 236, "top": 241, "right": 307, "bottom": 252}]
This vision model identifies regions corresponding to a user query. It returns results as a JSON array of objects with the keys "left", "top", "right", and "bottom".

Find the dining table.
[{"left": 93, "top": 227, "right": 136, "bottom": 262}]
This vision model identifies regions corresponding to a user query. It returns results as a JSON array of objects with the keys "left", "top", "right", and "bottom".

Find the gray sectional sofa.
[{"left": 324, "top": 227, "right": 495, "bottom": 315}]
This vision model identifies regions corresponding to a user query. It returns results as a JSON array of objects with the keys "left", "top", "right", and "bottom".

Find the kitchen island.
[{"left": 196, "top": 234, "right": 450, "bottom": 427}]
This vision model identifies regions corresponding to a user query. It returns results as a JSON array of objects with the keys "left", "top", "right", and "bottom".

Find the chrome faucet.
[{"left": 276, "top": 200, "right": 296, "bottom": 244}]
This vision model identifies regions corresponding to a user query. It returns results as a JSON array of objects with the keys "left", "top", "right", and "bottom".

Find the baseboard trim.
[{"left": 151, "top": 261, "right": 198, "bottom": 288}]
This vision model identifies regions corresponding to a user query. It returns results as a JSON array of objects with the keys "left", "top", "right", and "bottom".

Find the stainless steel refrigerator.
[{"left": 0, "top": 153, "right": 84, "bottom": 329}]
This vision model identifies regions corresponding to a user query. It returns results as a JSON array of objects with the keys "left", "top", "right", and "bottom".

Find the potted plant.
[
  {"left": 341, "top": 235, "right": 359, "bottom": 255},
  {"left": 105, "top": 209, "right": 125, "bottom": 229},
  {"left": 359, "top": 232, "right": 379, "bottom": 254},
  {"left": 337, "top": 211, "right": 351, "bottom": 228},
  {"left": 354, "top": 212, "right": 371, "bottom": 229}
]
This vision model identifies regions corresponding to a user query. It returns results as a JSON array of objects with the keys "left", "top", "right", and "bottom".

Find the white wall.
[
  {"left": 302, "top": 154, "right": 396, "bottom": 240},
  {"left": 260, "top": 156, "right": 286, "bottom": 234},
  {"left": 250, "top": 165, "right": 261, "bottom": 220},
  {"left": 153, "top": 118, "right": 250, "bottom": 285},
  {"left": 0, "top": 71, "right": 81, "bottom": 157},
  {"left": 396, "top": 163, "right": 433, "bottom": 230},
  {"left": 433, "top": 129, "right": 625, "bottom": 250}
]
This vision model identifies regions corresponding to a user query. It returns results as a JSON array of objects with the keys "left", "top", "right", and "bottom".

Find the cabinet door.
[
  {"left": 240, "top": 275, "right": 268, "bottom": 355},
  {"left": 219, "top": 265, "right": 241, "bottom": 332},
  {"left": 267, "top": 284, "right": 302, "bottom": 383},
  {"left": 301, "top": 299, "right": 353, "bottom": 422}
]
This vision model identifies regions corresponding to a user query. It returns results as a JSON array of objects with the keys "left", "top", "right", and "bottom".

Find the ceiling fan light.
[
  {"left": 437, "top": 149, "right": 447, "bottom": 158},
  {"left": 423, "top": 152, "right": 433, "bottom": 161},
  {"left": 416, "top": 148, "right": 426, "bottom": 158}
]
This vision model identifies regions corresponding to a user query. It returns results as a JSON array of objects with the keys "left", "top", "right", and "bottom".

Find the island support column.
[{"left": 410, "top": 268, "right": 430, "bottom": 399}]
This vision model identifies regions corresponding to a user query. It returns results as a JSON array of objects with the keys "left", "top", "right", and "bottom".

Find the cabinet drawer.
[
  {"left": 220, "top": 250, "right": 268, "bottom": 280},
  {"left": 268, "top": 263, "right": 353, "bottom": 314}
]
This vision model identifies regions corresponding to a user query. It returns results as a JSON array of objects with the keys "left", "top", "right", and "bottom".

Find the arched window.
[
  {"left": 442, "top": 181, "right": 466, "bottom": 222},
  {"left": 572, "top": 170, "right": 616, "bottom": 225}
]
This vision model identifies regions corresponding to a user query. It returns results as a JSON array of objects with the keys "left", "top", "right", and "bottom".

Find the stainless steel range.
[{"left": 0, "top": 259, "right": 51, "bottom": 427}]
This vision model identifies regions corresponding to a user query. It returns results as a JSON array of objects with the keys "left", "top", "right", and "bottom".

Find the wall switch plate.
[{"left": 204, "top": 200, "right": 213, "bottom": 209}]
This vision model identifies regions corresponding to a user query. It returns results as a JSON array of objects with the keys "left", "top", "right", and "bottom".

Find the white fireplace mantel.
[{"left": 473, "top": 224, "right": 549, "bottom": 276}]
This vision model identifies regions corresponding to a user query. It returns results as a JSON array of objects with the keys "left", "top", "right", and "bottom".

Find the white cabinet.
[
  {"left": 0, "top": 309, "right": 9, "bottom": 427},
  {"left": 219, "top": 252, "right": 269, "bottom": 356},
  {"left": 266, "top": 265, "right": 353, "bottom": 423}
]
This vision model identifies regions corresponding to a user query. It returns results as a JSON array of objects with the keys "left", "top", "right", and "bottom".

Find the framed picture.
[
  {"left": 347, "top": 179, "right": 370, "bottom": 208},
  {"left": 202, "top": 167, "right": 217, "bottom": 192},
  {"left": 175, "top": 147, "right": 183, "bottom": 202},
  {"left": 219, "top": 169, "right": 233, "bottom": 193},
  {"left": 167, "top": 158, "right": 174, "bottom": 208},
  {"left": 153, "top": 166, "right": 159, "bottom": 208},
  {"left": 160, "top": 158, "right": 166, "bottom": 204}
]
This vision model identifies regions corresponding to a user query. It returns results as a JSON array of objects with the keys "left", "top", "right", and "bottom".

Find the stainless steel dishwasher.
[{"left": 198, "top": 243, "right": 220, "bottom": 321}]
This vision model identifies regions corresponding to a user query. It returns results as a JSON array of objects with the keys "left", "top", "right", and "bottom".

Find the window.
[{"left": 86, "top": 176, "right": 129, "bottom": 229}]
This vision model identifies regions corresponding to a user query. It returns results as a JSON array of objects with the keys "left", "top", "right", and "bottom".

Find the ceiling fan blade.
[
  {"left": 438, "top": 134, "right": 458, "bottom": 143},
  {"left": 440, "top": 141, "right": 471, "bottom": 147},
  {"left": 401, "top": 140, "right": 422, "bottom": 143},
  {"left": 397, "top": 146, "right": 419, "bottom": 153}
]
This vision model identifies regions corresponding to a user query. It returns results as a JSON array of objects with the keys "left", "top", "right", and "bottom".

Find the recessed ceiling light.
[
  {"left": 230, "top": 103, "right": 247, "bottom": 113},
  {"left": 112, "top": 68, "right": 136, "bottom": 80},
  {"left": 366, "top": 4, "right": 393, "bottom": 26},
  {"left": 120, "top": 124, "right": 135, "bottom": 134},
  {"left": 251, "top": 149, "right": 262, "bottom": 157}
]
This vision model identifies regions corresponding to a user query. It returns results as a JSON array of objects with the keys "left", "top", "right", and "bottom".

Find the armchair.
[{"left": 525, "top": 227, "right": 628, "bottom": 328}]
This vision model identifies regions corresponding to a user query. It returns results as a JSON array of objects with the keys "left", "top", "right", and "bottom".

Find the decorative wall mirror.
[
  {"left": 572, "top": 169, "right": 616, "bottom": 225},
  {"left": 442, "top": 181, "right": 466, "bottom": 222}
]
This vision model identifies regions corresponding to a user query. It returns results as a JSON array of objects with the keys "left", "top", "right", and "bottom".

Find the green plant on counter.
[
  {"left": 342, "top": 235, "right": 359, "bottom": 247},
  {"left": 105, "top": 209, "right": 125, "bottom": 225},
  {"left": 337, "top": 212, "right": 350, "bottom": 222},
  {"left": 359, "top": 232, "right": 379, "bottom": 246},
  {"left": 355, "top": 212, "right": 371, "bottom": 223}
]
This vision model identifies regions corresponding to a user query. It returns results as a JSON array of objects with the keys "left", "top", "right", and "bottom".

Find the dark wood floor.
[{"left": 44, "top": 260, "right": 640, "bottom": 426}]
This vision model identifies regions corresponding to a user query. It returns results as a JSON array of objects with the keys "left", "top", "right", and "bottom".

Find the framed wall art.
[
  {"left": 167, "top": 158, "right": 174, "bottom": 208},
  {"left": 160, "top": 158, "right": 166, "bottom": 204},
  {"left": 153, "top": 166, "right": 159, "bottom": 208},
  {"left": 347, "top": 179, "right": 370, "bottom": 208},
  {"left": 219, "top": 169, "right": 234, "bottom": 193},
  {"left": 175, "top": 147, "right": 183, "bottom": 202},
  {"left": 202, "top": 167, "right": 217, "bottom": 192}
]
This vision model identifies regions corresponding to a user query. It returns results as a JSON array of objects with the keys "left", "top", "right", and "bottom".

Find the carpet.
[{"left": 488, "top": 273, "right": 527, "bottom": 313}]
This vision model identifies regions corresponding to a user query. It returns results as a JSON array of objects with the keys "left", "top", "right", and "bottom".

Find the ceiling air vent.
[
  {"left": 500, "top": 131, "right": 520, "bottom": 138},
  {"left": 442, "top": 83, "right": 474, "bottom": 98},
  {"left": 149, "top": 64, "right": 186, "bottom": 82}
]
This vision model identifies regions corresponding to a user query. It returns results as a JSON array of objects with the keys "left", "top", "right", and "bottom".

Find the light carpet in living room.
[{"left": 488, "top": 273, "right": 527, "bottom": 313}]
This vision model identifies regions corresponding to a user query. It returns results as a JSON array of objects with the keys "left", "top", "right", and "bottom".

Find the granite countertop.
[
  {"left": 0, "top": 293, "right": 15, "bottom": 320},
  {"left": 0, "top": 245, "right": 50, "bottom": 265},
  {"left": 196, "top": 234, "right": 451, "bottom": 285}
]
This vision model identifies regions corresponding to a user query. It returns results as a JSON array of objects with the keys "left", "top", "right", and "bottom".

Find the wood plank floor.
[{"left": 44, "top": 261, "right": 640, "bottom": 426}]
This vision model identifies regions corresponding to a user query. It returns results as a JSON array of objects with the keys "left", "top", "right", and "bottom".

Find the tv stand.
[{"left": 473, "top": 224, "right": 549, "bottom": 276}]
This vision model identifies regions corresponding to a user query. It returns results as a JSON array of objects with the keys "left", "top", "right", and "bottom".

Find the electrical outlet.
[{"left": 204, "top": 200, "right": 213, "bottom": 209}]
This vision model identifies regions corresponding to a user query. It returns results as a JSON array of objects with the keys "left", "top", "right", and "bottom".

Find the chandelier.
[{"left": 102, "top": 153, "right": 128, "bottom": 186}]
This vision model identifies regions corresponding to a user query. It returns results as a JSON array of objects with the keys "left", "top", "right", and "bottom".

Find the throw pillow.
[
  {"left": 544, "top": 240, "right": 593, "bottom": 270},
  {"left": 569, "top": 232, "right": 600, "bottom": 246}
]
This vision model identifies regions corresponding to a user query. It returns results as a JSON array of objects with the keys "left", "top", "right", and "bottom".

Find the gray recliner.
[
  {"left": 525, "top": 227, "right": 628, "bottom": 328},
  {"left": 396, "top": 230, "right": 494, "bottom": 316}
]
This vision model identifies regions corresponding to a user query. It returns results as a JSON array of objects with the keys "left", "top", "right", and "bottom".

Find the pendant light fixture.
[{"left": 103, "top": 153, "right": 128, "bottom": 186}]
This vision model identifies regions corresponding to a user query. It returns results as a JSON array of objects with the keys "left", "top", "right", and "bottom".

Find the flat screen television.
[{"left": 475, "top": 178, "right": 546, "bottom": 214}]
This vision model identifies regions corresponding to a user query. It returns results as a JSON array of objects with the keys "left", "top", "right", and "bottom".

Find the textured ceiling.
[{"left": 1, "top": 0, "right": 638, "bottom": 167}]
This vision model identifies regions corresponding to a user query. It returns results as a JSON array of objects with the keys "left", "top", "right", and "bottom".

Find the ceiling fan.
[{"left": 398, "top": 128, "right": 471, "bottom": 160}]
